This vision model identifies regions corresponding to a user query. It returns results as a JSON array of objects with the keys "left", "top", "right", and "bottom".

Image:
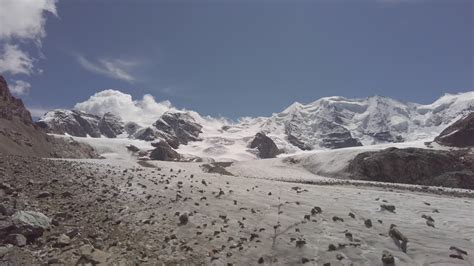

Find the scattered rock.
[
  {"left": 364, "top": 219, "right": 372, "bottom": 228},
  {"left": 55, "top": 234, "right": 71, "bottom": 247},
  {"left": 389, "top": 224, "right": 408, "bottom": 253},
  {"left": 381, "top": 204, "right": 396, "bottom": 213},
  {"left": 5, "top": 234, "right": 27, "bottom": 247},
  {"left": 179, "top": 212, "right": 189, "bottom": 225},
  {"left": 311, "top": 206, "right": 322, "bottom": 215},
  {"left": 381, "top": 250, "right": 395, "bottom": 265}
]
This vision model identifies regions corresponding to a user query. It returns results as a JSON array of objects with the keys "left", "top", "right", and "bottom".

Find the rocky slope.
[
  {"left": 1, "top": 154, "right": 473, "bottom": 265},
  {"left": 37, "top": 91, "right": 474, "bottom": 160},
  {"left": 435, "top": 112, "right": 474, "bottom": 147},
  {"left": 348, "top": 147, "right": 474, "bottom": 189},
  {"left": 0, "top": 76, "right": 98, "bottom": 158}
]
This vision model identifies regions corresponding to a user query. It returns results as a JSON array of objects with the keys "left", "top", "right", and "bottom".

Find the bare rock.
[{"left": 249, "top": 132, "right": 281, "bottom": 159}]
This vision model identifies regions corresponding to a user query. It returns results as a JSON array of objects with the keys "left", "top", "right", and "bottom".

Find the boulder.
[
  {"left": 5, "top": 234, "right": 27, "bottom": 247},
  {"left": 149, "top": 141, "right": 181, "bottom": 161},
  {"left": 249, "top": 133, "right": 280, "bottom": 159},
  {"left": 435, "top": 112, "right": 474, "bottom": 147},
  {"left": 11, "top": 211, "right": 51, "bottom": 240}
]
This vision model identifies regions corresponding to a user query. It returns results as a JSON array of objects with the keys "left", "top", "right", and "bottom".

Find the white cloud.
[
  {"left": 75, "top": 55, "right": 137, "bottom": 82},
  {"left": 0, "top": 44, "right": 34, "bottom": 75},
  {"left": 0, "top": 0, "right": 57, "bottom": 75},
  {"left": 0, "top": 0, "right": 57, "bottom": 41},
  {"left": 74, "top": 89, "right": 175, "bottom": 126},
  {"left": 9, "top": 80, "right": 31, "bottom": 96}
]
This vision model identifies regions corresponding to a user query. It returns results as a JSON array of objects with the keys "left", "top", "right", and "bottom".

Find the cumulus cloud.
[
  {"left": 0, "top": 44, "right": 34, "bottom": 75},
  {"left": 75, "top": 55, "right": 137, "bottom": 82},
  {"left": 9, "top": 80, "right": 31, "bottom": 96},
  {"left": 0, "top": 0, "right": 57, "bottom": 41},
  {"left": 74, "top": 90, "right": 175, "bottom": 126},
  {"left": 0, "top": 0, "right": 57, "bottom": 75}
]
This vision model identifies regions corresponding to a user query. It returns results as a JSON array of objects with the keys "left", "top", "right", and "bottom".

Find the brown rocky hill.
[{"left": 0, "top": 76, "right": 97, "bottom": 158}]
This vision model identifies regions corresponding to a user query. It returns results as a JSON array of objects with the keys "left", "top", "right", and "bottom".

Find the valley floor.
[{"left": 1, "top": 155, "right": 473, "bottom": 265}]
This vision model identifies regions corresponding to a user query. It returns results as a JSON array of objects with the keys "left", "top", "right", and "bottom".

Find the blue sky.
[{"left": 1, "top": 0, "right": 473, "bottom": 119}]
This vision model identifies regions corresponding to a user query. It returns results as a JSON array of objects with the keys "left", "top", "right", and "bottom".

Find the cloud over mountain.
[{"left": 74, "top": 89, "right": 175, "bottom": 126}]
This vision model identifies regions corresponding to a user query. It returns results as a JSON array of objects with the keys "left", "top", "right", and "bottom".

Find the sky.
[{"left": 0, "top": 0, "right": 473, "bottom": 119}]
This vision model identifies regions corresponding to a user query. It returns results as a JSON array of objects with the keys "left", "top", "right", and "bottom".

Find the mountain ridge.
[{"left": 37, "top": 90, "right": 474, "bottom": 160}]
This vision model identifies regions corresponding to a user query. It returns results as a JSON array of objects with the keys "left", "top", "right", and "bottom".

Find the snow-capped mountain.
[
  {"left": 37, "top": 91, "right": 474, "bottom": 160},
  {"left": 36, "top": 110, "right": 125, "bottom": 138}
]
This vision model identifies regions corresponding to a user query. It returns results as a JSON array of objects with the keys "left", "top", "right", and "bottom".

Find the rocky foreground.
[{"left": 1, "top": 155, "right": 473, "bottom": 265}]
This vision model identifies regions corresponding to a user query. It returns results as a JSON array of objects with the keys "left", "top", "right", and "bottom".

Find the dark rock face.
[
  {"left": 348, "top": 147, "right": 474, "bottom": 189},
  {"left": 286, "top": 132, "right": 312, "bottom": 151},
  {"left": 38, "top": 110, "right": 124, "bottom": 138},
  {"left": 124, "top": 122, "right": 140, "bottom": 136},
  {"left": 133, "top": 127, "right": 159, "bottom": 141},
  {"left": 98, "top": 112, "right": 124, "bottom": 138},
  {"left": 318, "top": 120, "right": 362, "bottom": 149},
  {"left": 249, "top": 133, "right": 280, "bottom": 159},
  {"left": 0, "top": 76, "right": 32, "bottom": 125},
  {"left": 369, "top": 131, "right": 404, "bottom": 143},
  {"left": 37, "top": 110, "right": 100, "bottom": 137},
  {"left": 153, "top": 112, "right": 202, "bottom": 148},
  {"left": 149, "top": 141, "right": 181, "bottom": 161},
  {"left": 435, "top": 112, "right": 474, "bottom": 147}
]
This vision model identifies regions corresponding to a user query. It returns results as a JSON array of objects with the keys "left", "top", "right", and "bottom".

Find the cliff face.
[
  {"left": 0, "top": 76, "right": 33, "bottom": 125},
  {"left": 0, "top": 76, "right": 98, "bottom": 158}
]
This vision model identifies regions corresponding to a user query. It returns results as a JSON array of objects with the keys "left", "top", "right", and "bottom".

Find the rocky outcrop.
[
  {"left": 153, "top": 112, "right": 202, "bottom": 148},
  {"left": 37, "top": 110, "right": 124, "bottom": 138},
  {"left": 318, "top": 120, "right": 362, "bottom": 149},
  {"left": 133, "top": 127, "right": 159, "bottom": 141},
  {"left": 149, "top": 141, "right": 181, "bottom": 161},
  {"left": 0, "top": 76, "right": 98, "bottom": 158},
  {"left": 368, "top": 131, "right": 404, "bottom": 143},
  {"left": 124, "top": 122, "right": 141, "bottom": 136},
  {"left": 348, "top": 147, "right": 474, "bottom": 189},
  {"left": 0, "top": 76, "right": 32, "bottom": 125},
  {"left": 435, "top": 113, "right": 474, "bottom": 147},
  {"left": 98, "top": 112, "right": 124, "bottom": 138},
  {"left": 249, "top": 133, "right": 280, "bottom": 158}
]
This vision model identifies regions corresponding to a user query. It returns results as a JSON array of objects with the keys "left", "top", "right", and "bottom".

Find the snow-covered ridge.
[{"left": 38, "top": 90, "right": 474, "bottom": 160}]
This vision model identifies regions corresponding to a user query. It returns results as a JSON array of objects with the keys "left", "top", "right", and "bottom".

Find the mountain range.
[{"left": 37, "top": 90, "right": 474, "bottom": 161}]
